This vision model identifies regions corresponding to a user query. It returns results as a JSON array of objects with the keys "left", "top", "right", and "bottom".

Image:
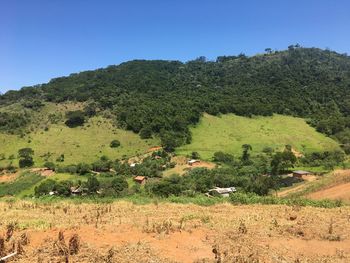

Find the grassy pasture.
[
  {"left": 177, "top": 113, "right": 341, "bottom": 160},
  {"left": 0, "top": 115, "right": 159, "bottom": 167}
]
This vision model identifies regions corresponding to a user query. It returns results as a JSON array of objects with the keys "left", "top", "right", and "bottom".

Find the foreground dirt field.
[{"left": 1, "top": 201, "right": 350, "bottom": 262}]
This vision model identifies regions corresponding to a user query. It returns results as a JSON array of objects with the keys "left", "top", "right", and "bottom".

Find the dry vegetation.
[
  {"left": 0, "top": 201, "right": 350, "bottom": 262},
  {"left": 278, "top": 169, "right": 350, "bottom": 203}
]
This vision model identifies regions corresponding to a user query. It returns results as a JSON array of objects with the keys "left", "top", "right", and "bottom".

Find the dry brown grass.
[{"left": 0, "top": 201, "right": 350, "bottom": 262}]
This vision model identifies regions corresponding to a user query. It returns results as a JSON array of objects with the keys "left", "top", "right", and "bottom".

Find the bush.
[
  {"left": 139, "top": 127, "right": 152, "bottom": 139},
  {"left": 34, "top": 179, "right": 57, "bottom": 196},
  {"left": 56, "top": 154, "right": 65, "bottom": 162},
  {"left": 19, "top": 158, "right": 34, "bottom": 168},
  {"left": 191, "top": 152, "right": 200, "bottom": 159},
  {"left": 92, "top": 160, "right": 112, "bottom": 172},
  {"left": 86, "top": 176, "right": 100, "bottom": 193},
  {"left": 148, "top": 174, "right": 184, "bottom": 197},
  {"left": 111, "top": 177, "right": 128, "bottom": 193},
  {"left": 18, "top": 147, "right": 34, "bottom": 168},
  {"left": 65, "top": 111, "right": 85, "bottom": 128},
  {"left": 77, "top": 163, "right": 91, "bottom": 175},
  {"left": 213, "top": 151, "right": 234, "bottom": 163},
  {"left": 110, "top": 140, "right": 121, "bottom": 148},
  {"left": 44, "top": 162, "right": 55, "bottom": 170},
  {"left": 55, "top": 180, "right": 73, "bottom": 196},
  {"left": 62, "top": 165, "right": 78, "bottom": 174}
]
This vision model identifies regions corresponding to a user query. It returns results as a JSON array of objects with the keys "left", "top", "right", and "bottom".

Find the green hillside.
[
  {"left": 2, "top": 47, "right": 350, "bottom": 152},
  {"left": 0, "top": 115, "right": 159, "bottom": 167},
  {"left": 177, "top": 114, "right": 341, "bottom": 160}
]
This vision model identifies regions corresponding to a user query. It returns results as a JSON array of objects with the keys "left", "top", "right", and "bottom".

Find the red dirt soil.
[
  {"left": 27, "top": 226, "right": 212, "bottom": 263},
  {"left": 30, "top": 168, "right": 55, "bottom": 177},
  {"left": 2, "top": 202, "right": 350, "bottom": 262},
  {"left": 190, "top": 161, "right": 216, "bottom": 169},
  {"left": 308, "top": 182, "right": 350, "bottom": 201},
  {"left": 0, "top": 171, "right": 18, "bottom": 182},
  {"left": 148, "top": 146, "right": 163, "bottom": 152}
]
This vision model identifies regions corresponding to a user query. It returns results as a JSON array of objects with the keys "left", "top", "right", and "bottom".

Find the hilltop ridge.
[{"left": 1, "top": 46, "right": 350, "bottom": 152}]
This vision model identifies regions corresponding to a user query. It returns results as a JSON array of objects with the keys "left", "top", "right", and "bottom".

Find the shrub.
[
  {"left": 56, "top": 154, "right": 65, "bottom": 162},
  {"left": 111, "top": 177, "right": 128, "bottom": 192},
  {"left": 34, "top": 179, "right": 57, "bottom": 196},
  {"left": 92, "top": 160, "right": 111, "bottom": 172},
  {"left": 63, "top": 165, "right": 78, "bottom": 174},
  {"left": 76, "top": 163, "right": 91, "bottom": 175},
  {"left": 213, "top": 151, "right": 234, "bottom": 163},
  {"left": 65, "top": 110, "right": 85, "bottom": 128},
  {"left": 55, "top": 181, "right": 73, "bottom": 196},
  {"left": 44, "top": 162, "right": 56, "bottom": 170},
  {"left": 139, "top": 126, "right": 152, "bottom": 139},
  {"left": 110, "top": 140, "right": 121, "bottom": 148},
  {"left": 191, "top": 152, "right": 200, "bottom": 159},
  {"left": 19, "top": 158, "right": 34, "bottom": 168},
  {"left": 262, "top": 147, "right": 274, "bottom": 154},
  {"left": 148, "top": 175, "right": 184, "bottom": 197},
  {"left": 85, "top": 176, "right": 100, "bottom": 193},
  {"left": 18, "top": 148, "right": 34, "bottom": 168}
]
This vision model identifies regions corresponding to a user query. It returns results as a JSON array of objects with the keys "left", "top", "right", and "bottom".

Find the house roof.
[
  {"left": 134, "top": 176, "right": 146, "bottom": 181},
  {"left": 293, "top": 170, "right": 311, "bottom": 175},
  {"left": 188, "top": 159, "right": 199, "bottom": 164},
  {"left": 209, "top": 187, "right": 236, "bottom": 194}
]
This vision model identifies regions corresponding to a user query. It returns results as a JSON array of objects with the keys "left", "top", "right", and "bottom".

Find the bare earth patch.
[
  {"left": 0, "top": 201, "right": 350, "bottom": 262},
  {"left": 0, "top": 171, "right": 19, "bottom": 183},
  {"left": 163, "top": 157, "right": 217, "bottom": 177},
  {"left": 308, "top": 182, "right": 350, "bottom": 201},
  {"left": 30, "top": 168, "right": 55, "bottom": 177}
]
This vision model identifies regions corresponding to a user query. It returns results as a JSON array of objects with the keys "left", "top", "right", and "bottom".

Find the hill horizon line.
[{"left": 2, "top": 45, "right": 349, "bottom": 94}]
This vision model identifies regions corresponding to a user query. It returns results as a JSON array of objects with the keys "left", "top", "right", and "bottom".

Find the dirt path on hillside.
[
  {"left": 277, "top": 175, "right": 317, "bottom": 197},
  {"left": 306, "top": 169, "right": 350, "bottom": 201},
  {"left": 278, "top": 169, "right": 350, "bottom": 200},
  {"left": 277, "top": 183, "right": 308, "bottom": 197},
  {"left": 308, "top": 182, "right": 350, "bottom": 201}
]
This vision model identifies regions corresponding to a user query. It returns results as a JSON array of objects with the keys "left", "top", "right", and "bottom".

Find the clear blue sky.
[{"left": 1, "top": 0, "right": 350, "bottom": 93}]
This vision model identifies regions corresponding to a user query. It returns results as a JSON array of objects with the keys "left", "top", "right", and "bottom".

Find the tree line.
[{"left": 1, "top": 46, "right": 350, "bottom": 151}]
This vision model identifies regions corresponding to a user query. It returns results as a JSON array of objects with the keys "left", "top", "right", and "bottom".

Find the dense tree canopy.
[{"left": 1, "top": 46, "right": 350, "bottom": 150}]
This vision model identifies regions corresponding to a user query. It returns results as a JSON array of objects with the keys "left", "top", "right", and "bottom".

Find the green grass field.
[
  {"left": 0, "top": 114, "right": 159, "bottom": 167},
  {"left": 176, "top": 113, "right": 341, "bottom": 160}
]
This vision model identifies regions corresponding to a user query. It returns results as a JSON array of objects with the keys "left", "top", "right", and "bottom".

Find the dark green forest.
[{"left": 1, "top": 46, "right": 350, "bottom": 151}]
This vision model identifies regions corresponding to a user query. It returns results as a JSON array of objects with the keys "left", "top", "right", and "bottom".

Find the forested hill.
[{"left": 1, "top": 46, "right": 350, "bottom": 151}]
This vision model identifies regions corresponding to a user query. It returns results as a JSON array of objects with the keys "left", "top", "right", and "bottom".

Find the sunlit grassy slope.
[
  {"left": 0, "top": 115, "right": 159, "bottom": 166},
  {"left": 177, "top": 113, "right": 341, "bottom": 160}
]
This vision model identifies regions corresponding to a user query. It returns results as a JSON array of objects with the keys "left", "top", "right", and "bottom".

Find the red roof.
[{"left": 134, "top": 176, "right": 146, "bottom": 181}]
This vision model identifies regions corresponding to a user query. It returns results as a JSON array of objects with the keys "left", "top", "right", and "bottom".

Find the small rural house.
[
  {"left": 207, "top": 187, "right": 236, "bottom": 197},
  {"left": 70, "top": 186, "right": 87, "bottom": 195},
  {"left": 188, "top": 159, "right": 200, "bottom": 166},
  {"left": 293, "top": 170, "right": 312, "bottom": 178},
  {"left": 134, "top": 176, "right": 147, "bottom": 185}
]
